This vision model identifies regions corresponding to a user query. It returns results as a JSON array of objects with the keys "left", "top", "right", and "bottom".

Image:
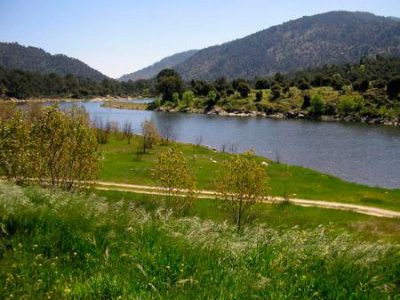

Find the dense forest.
[
  {"left": 0, "top": 66, "right": 154, "bottom": 99},
  {"left": 174, "top": 11, "right": 400, "bottom": 80},
  {"left": 1, "top": 55, "right": 400, "bottom": 102},
  {"left": 0, "top": 42, "right": 108, "bottom": 81}
]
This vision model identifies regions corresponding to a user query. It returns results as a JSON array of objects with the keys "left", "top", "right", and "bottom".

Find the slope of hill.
[
  {"left": 0, "top": 42, "right": 108, "bottom": 81},
  {"left": 174, "top": 11, "right": 400, "bottom": 80},
  {"left": 119, "top": 49, "right": 197, "bottom": 81}
]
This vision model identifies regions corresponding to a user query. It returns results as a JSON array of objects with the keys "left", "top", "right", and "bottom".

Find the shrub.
[
  {"left": 301, "top": 94, "right": 311, "bottom": 109},
  {"left": 255, "top": 79, "right": 270, "bottom": 90},
  {"left": 255, "top": 90, "right": 263, "bottom": 102},
  {"left": 152, "top": 146, "right": 196, "bottom": 213},
  {"left": 309, "top": 94, "right": 325, "bottom": 116},
  {"left": 141, "top": 120, "right": 160, "bottom": 153},
  {"left": 352, "top": 79, "right": 369, "bottom": 93},
  {"left": 387, "top": 76, "right": 400, "bottom": 99},
  {"left": 215, "top": 151, "right": 267, "bottom": 231},
  {"left": 338, "top": 96, "right": 364, "bottom": 115},
  {"left": 237, "top": 82, "right": 250, "bottom": 98},
  {"left": 0, "top": 104, "right": 100, "bottom": 190},
  {"left": 182, "top": 90, "right": 194, "bottom": 107},
  {"left": 270, "top": 84, "right": 281, "bottom": 101}
]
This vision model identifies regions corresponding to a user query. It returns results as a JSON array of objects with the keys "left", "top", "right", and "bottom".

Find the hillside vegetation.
[
  {"left": 0, "top": 42, "right": 107, "bottom": 81},
  {"left": 174, "top": 11, "right": 400, "bottom": 80},
  {"left": 119, "top": 50, "right": 197, "bottom": 81},
  {"left": 154, "top": 57, "right": 400, "bottom": 125}
]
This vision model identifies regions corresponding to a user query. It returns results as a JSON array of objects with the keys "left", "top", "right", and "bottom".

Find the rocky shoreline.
[{"left": 156, "top": 106, "right": 400, "bottom": 127}]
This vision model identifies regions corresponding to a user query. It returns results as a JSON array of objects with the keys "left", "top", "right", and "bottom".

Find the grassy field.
[
  {"left": 99, "top": 135, "right": 400, "bottom": 211},
  {"left": 1, "top": 183, "right": 399, "bottom": 299},
  {"left": 97, "top": 189, "right": 400, "bottom": 243}
]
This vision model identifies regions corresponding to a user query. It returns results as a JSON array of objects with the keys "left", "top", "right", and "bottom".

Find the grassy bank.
[
  {"left": 97, "top": 189, "right": 400, "bottom": 243},
  {"left": 1, "top": 183, "right": 399, "bottom": 299},
  {"left": 101, "top": 101, "right": 149, "bottom": 110},
  {"left": 99, "top": 135, "right": 400, "bottom": 211}
]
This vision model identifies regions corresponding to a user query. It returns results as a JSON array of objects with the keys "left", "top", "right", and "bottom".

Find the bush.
[
  {"left": 387, "top": 76, "right": 400, "bottom": 99},
  {"left": 352, "top": 79, "right": 369, "bottom": 93},
  {"left": 255, "top": 90, "right": 263, "bottom": 102},
  {"left": 237, "top": 82, "right": 250, "bottom": 98},
  {"left": 338, "top": 96, "right": 365, "bottom": 115},
  {"left": 255, "top": 79, "right": 270, "bottom": 90},
  {"left": 0, "top": 104, "right": 100, "bottom": 190},
  {"left": 182, "top": 90, "right": 194, "bottom": 107},
  {"left": 172, "top": 92, "right": 180, "bottom": 105},
  {"left": 309, "top": 94, "right": 325, "bottom": 116},
  {"left": 141, "top": 120, "right": 160, "bottom": 153},
  {"left": 270, "top": 84, "right": 281, "bottom": 101},
  {"left": 302, "top": 94, "right": 311, "bottom": 109}
]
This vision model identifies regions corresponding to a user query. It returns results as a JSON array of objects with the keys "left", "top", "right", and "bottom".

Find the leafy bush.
[
  {"left": 338, "top": 96, "right": 365, "bottom": 115},
  {"left": 309, "top": 94, "right": 325, "bottom": 116}
]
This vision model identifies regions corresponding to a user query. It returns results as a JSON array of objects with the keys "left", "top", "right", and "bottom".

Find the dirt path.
[{"left": 95, "top": 181, "right": 400, "bottom": 219}]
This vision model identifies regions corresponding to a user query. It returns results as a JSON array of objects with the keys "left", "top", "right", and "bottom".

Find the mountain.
[
  {"left": 173, "top": 11, "right": 400, "bottom": 80},
  {"left": 119, "top": 50, "right": 197, "bottom": 81},
  {"left": 0, "top": 42, "right": 108, "bottom": 81}
]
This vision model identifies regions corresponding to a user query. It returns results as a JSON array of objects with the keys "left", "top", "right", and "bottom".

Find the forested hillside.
[
  {"left": 174, "top": 11, "right": 400, "bottom": 80},
  {"left": 0, "top": 42, "right": 108, "bottom": 81},
  {"left": 0, "top": 67, "right": 152, "bottom": 99},
  {"left": 119, "top": 50, "right": 197, "bottom": 81}
]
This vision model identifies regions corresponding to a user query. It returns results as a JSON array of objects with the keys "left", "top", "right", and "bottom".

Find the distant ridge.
[
  {"left": 119, "top": 49, "right": 198, "bottom": 81},
  {"left": 171, "top": 11, "right": 400, "bottom": 80},
  {"left": 0, "top": 42, "right": 108, "bottom": 81}
]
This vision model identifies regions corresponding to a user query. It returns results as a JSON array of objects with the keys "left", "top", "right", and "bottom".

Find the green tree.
[
  {"left": 270, "top": 84, "right": 281, "bottom": 101},
  {"left": 215, "top": 151, "right": 267, "bottom": 231},
  {"left": 338, "top": 96, "right": 364, "bottom": 115},
  {"left": 0, "top": 104, "right": 100, "bottom": 191},
  {"left": 309, "top": 94, "right": 325, "bottom": 116},
  {"left": 152, "top": 146, "right": 196, "bottom": 214},
  {"left": 172, "top": 92, "right": 180, "bottom": 105},
  {"left": 156, "top": 69, "right": 182, "bottom": 103},
  {"left": 32, "top": 106, "right": 100, "bottom": 190},
  {"left": 302, "top": 94, "right": 311, "bottom": 109},
  {"left": 352, "top": 79, "right": 369, "bottom": 93},
  {"left": 255, "top": 90, "right": 263, "bottom": 102},
  {"left": 387, "top": 77, "right": 400, "bottom": 99},
  {"left": 182, "top": 90, "right": 194, "bottom": 107},
  {"left": 255, "top": 79, "right": 270, "bottom": 90},
  {"left": 206, "top": 90, "right": 217, "bottom": 107},
  {"left": 0, "top": 108, "right": 34, "bottom": 183},
  {"left": 237, "top": 82, "right": 250, "bottom": 98}
]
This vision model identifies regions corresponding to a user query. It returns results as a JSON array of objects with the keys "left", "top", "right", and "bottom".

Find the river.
[{"left": 60, "top": 101, "right": 400, "bottom": 189}]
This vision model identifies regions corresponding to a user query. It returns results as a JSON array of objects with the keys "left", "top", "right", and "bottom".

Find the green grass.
[
  {"left": 99, "top": 135, "right": 400, "bottom": 211},
  {"left": 1, "top": 183, "right": 399, "bottom": 299},
  {"left": 97, "top": 189, "right": 400, "bottom": 243}
]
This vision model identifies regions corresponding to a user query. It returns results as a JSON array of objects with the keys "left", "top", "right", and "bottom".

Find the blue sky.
[{"left": 0, "top": 0, "right": 399, "bottom": 78}]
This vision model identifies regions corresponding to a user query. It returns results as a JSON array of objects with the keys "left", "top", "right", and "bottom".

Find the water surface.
[{"left": 61, "top": 101, "right": 400, "bottom": 188}]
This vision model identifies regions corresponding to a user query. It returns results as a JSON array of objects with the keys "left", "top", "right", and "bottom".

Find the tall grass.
[{"left": 0, "top": 183, "right": 399, "bottom": 299}]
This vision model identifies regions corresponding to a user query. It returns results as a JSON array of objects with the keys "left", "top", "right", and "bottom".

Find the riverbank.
[
  {"left": 152, "top": 85, "right": 400, "bottom": 126},
  {"left": 155, "top": 104, "right": 400, "bottom": 126},
  {"left": 1, "top": 96, "right": 131, "bottom": 104},
  {"left": 101, "top": 101, "right": 149, "bottom": 110},
  {"left": 99, "top": 135, "right": 400, "bottom": 211}
]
